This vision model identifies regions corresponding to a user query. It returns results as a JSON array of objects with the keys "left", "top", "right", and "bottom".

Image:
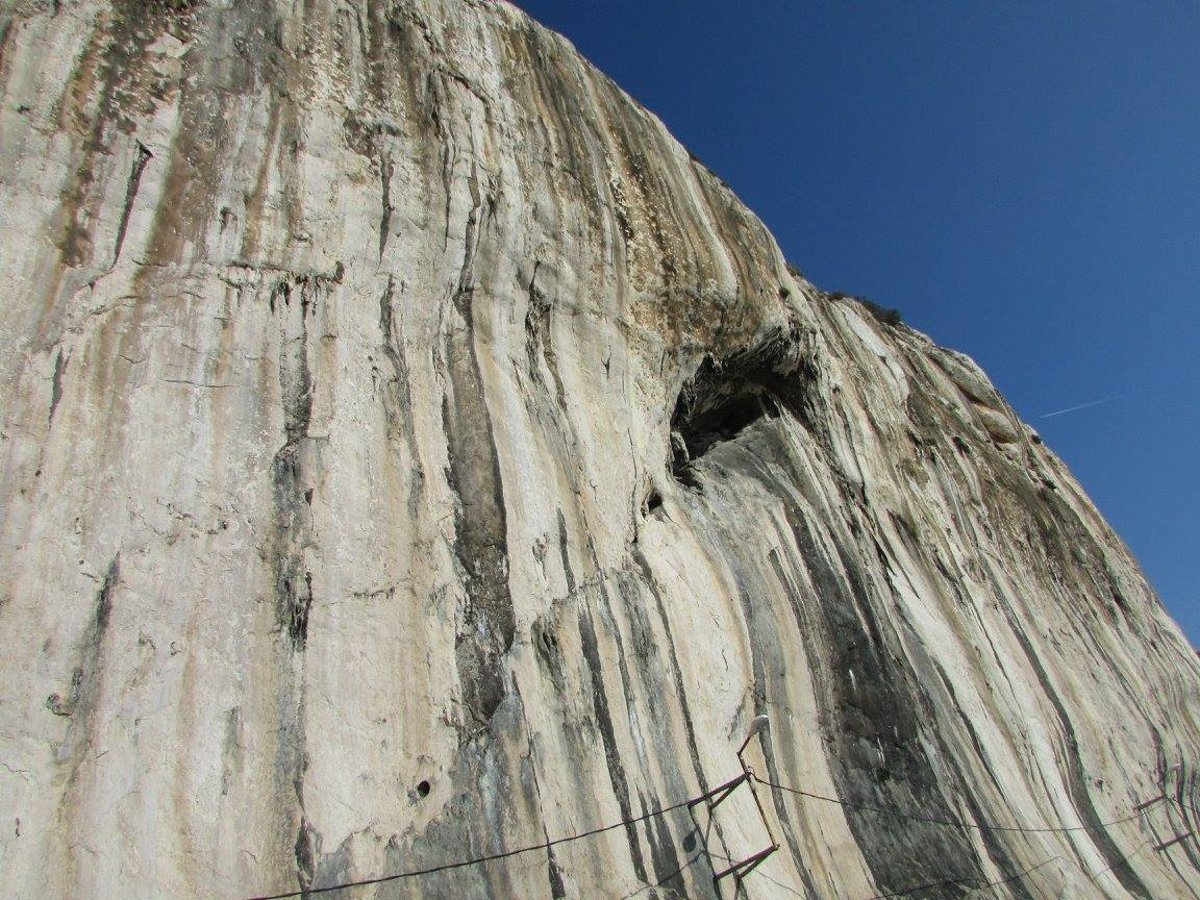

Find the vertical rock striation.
[{"left": 1, "top": 1, "right": 1198, "bottom": 897}]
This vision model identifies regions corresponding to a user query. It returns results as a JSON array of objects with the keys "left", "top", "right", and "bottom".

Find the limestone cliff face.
[{"left": 2, "top": 2, "right": 1199, "bottom": 898}]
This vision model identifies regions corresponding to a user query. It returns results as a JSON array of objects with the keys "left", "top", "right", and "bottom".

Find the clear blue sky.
[{"left": 514, "top": 2, "right": 1200, "bottom": 644}]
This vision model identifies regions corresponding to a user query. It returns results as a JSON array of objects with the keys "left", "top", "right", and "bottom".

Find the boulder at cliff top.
[{"left": 2, "top": 2, "right": 1199, "bottom": 898}]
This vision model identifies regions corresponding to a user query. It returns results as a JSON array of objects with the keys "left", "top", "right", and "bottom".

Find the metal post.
[
  {"left": 737, "top": 721, "right": 780, "bottom": 857},
  {"left": 709, "top": 717, "right": 780, "bottom": 892}
]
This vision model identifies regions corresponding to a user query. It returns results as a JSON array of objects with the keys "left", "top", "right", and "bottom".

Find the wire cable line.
[
  {"left": 1088, "top": 838, "right": 1151, "bottom": 883},
  {"left": 241, "top": 784, "right": 724, "bottom": 900},
  {"left": 239, "top": 768, "right": 1176, "bottom": 898},
  {"left": 863, "top": 854, "right": 1060, "bottom": 900},
  {"left": 754, "top": 774, "right": 1161, "bottom": 834},
  {"left": 618, "top": 851, "right": 705, "bottom": 899},
  {"left": 707, "top": 848, "right": 1060, "bottom": 900},
  {"left": 707, "top": 851, "right": 806, "bottom": 898}
]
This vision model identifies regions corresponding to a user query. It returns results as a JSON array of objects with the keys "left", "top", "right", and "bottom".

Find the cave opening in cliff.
[
  {"left": 671, "top": 356, "right": 786, "bottom": 479},
  {"left": 669, "top": 330, "right": 824, "bottom": 485}
]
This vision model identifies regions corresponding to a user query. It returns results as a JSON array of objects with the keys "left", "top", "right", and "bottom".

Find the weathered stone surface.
[{"left": 2, "top": 2, "right": 1199, "bottom": 898}]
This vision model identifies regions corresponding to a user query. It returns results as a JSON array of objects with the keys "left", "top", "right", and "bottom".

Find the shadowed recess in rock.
[{"left": 670, "top": 325, "right": 818, "bottom": 480}]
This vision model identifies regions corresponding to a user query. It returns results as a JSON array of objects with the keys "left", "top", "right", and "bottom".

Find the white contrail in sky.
[{"left": 1039, "top": 394, "right": 1124, "bottom": 420}]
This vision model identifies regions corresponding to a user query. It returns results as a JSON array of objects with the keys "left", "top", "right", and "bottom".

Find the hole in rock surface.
[
  {"left": 416, "top": 779, "right": 431, "bottom": 798},
  {"left": 670, "top": 337, "right": 815, "bottom": 481},
  {"left": 673, "top": 371, "right": 780, "bottom": 463}
]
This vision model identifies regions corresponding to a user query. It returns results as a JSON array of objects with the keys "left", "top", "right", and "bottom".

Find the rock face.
[{"left": 2, "top": 2, "right": 1199, "bottom": 897}]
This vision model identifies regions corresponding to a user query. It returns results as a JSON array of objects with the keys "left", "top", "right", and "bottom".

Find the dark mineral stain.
[
  {"left": 282, "top": 571, "right": 313, "bottom": 648},
  {"left": 577, "top": 605, "right": 648, "bottom": 882},
  {"left": 93, "top": 556, "right": 118, "bottom": 635},
  {"left": 628, "top": 554, "right": 709, "bottom": 792},
  {"left": 220, "top": 707, "right": 243, "bottom": 797},
  {"left": 442, "top": 390, "right": 514, "bottom": 726},
  {"left": 51, "top": 554, "right": 119, "bottom": 785},
  {"left": 0, "top": 19, "right": 12, "bottom": 75},
  {"left": 441, "top": 172, "right": 515, "bottom": 728},
  {"left": 532, "top": 618, "right": 567, "bottom": 691},
  {"left": 294, "top": 817, "right": 317, "bottom": 891},
  {"left": 269, "top": 272, "right": 325, "bottom": 651},
  {"left": 378, "top": 151, "right": 393, "bottom": 260},
  {"left": 555, "top": 508, "right": 575, "bottom": 594},
  {"left": 642, "top": 791, "right": 684, "bottom": 891},
  {"left": 687, "top": 405, "right": 983, "bottom": 898},
  {"left": 784, "top": 507, "right": 982, "bottom": 898},
  {"left": 49, "top": 349, "right": 67, "bottom": 422},
  {"left": 1006, "top": 619, "right": 1152, "bottom": 898},
  {"left": 55, "top": 0, "right": 202, "bottom": 268},
  {"left": 111, "top": 141, "right": 152, "bottom": 266},
  {"left": 376, "top": 275, "right": 419, "bottom": 451},
  {"left": 547, "top": 848, "right": 567, "bottom": 899}
]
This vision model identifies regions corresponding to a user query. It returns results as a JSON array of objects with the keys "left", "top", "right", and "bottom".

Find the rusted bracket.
[
  {"left": 712, "top": 844, "right": 778, "bottom": 886},
  {"left": 1135, "top": 794, "right": 1167, "bottom": 812},
  {"left": 1154, "top": 832, "right": 1193, "bottom": 853},
  {"left": 688, "top": 772, "right": 749, "bottom": 811}
]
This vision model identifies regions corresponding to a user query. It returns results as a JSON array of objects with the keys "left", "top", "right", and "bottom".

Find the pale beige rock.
[{"left": 1, "top": 2, "right": 1199, "bottom": 899}]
